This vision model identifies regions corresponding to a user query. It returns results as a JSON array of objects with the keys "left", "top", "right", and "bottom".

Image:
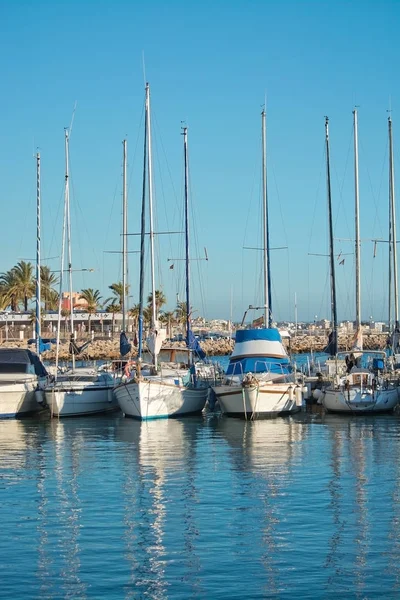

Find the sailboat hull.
[
  {"left": 322, "top": 386, "right": 399, "bottom": 414},
  {"left": 212, "top": 382, "right": 301, "bottom": 419},
  {"left": 115, "top": 377, "right": 208, "bottom": 420},
  {"left": 42, "top": 386, "right": 118, "bottom": 417}
]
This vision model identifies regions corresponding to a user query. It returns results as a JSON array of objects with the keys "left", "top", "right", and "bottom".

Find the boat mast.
[
  {"left": 138, "top": 88, "right": 148, "bottom": 360},
  {"left": 261, "top": 108, "right": 272, "bottom": 327},
  {"left": 65, "top": 129, "right": 75, "bottom": 370},
  {"left": 55, "top": 131, "right": 69, "bottom": 374},
  {"left": 325, "top": 117, "right": 338, "bottom": 353},
  {"left": 146, "top": 84, "right": 157, "bottom": 328},
  {"left": 122, "top": 139, "right": 127, "bottom": 333},
  {"left": 35, "top": 152, "right": 41, "bottom": 357},
  {"left": 146, "top": 83, "right": 158, "bottom": 368},
  {"left": 389, "top": 116, "right": 399, "bottom": 331},
  {"left": 182, "top": 126, "right": 191, "bottom": 351},
  {"left": 353, "top": 109, "right": 361, "bottom": 332}
]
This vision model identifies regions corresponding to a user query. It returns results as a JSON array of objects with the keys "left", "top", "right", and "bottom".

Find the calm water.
[{"left": 2, "top": 411, "right": 400, "bottom": 599}]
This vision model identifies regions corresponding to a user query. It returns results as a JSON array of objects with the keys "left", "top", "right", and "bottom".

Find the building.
[{"left": 61, "top": 292, "right": 88, "bottom": 311}]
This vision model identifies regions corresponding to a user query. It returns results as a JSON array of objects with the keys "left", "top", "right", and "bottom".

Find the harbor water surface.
[{"left": 1, "top": 409, "right": 400, "bottom": 599}]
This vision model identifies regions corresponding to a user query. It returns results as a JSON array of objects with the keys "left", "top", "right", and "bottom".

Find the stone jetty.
[{"left": 0, "top": 331, "right": 389, "bottom": 360}]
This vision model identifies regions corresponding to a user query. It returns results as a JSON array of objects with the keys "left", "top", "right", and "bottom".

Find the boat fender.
[
  {"left": 312, "top": 388, "right": 323, "bottom": 401},
  {"left": 288, "top": 386, "right": 294, "bottom": 401},
  {"left": 295, "top": 385, "right": 303, "bottom": 407}
]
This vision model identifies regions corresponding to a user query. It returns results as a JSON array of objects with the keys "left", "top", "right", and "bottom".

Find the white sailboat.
[
  {"left": 321, "top": 110, "right": 399, "bottom": 414},
  {"left": 42, "top": 129, "right": 117, "bottom": 417},
  {"left": 0, "top": 153, "right": 49, "bottom": 419},
  {"left": 115, "top": 83, "right": 209, "bottom": 420},
  {"left": 211, "top": 107, "right": 304, "bottom": 418}
]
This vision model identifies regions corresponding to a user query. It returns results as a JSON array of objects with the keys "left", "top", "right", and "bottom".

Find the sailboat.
[
  {"left": 0, "top": 153, "right": 49, "bottom": 419},
  {"left": 320, "top": 111, "right": 399, "bottom": 414},
  {"left": 114, "top": 83, "right": 209, "bottom": 420},
  {"left": 41, "top": 129, "right": 117, "bottom": 417},
  {"left": 211, "top": 107, "right": 304, "bottom": 419}
]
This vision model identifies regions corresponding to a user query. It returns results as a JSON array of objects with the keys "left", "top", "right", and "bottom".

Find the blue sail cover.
[
  {"left": 120, "top": 331, "right": 132, "bottom": 357},
  {"left": 187, "top": 329, "right": 206, "bottom": 360},
  {"left": 226, "top": 328, "right": 291, "bottom": 376}
]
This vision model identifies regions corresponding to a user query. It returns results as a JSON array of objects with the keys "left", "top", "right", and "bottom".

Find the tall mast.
[
  {"left": 182, "top": 126, "right": 191, "bottom": 349},
  {"left": 261, "top": 108, "right": 271, "bottom": 327},
  {"left": 353, "top": 109, "right": 361, "bottom": 330},
  {"left": 55, "top": 131, "right": 69, "bottom": 374},
  {"left": 35, "top": 152, "right": 41, "bottom": 357},
  {"left": 65, "top": 129, "right": 75, "bottom": 370},
  {"left": 122, "top": 139, "right": 127, "bottom": 333},
  {"left": 325, "top": 117, "right": 338, "bottom": 352},
  {"left": 146, "top": 83, "right": 157, "bottom": 332},
  {"left": 389, "top": 116, "right": 399, "bottom": 329},
  {"left": 138, "top": 89, "right": 148, "bottom": 360}
]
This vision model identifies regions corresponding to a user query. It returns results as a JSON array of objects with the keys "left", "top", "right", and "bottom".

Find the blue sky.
[{"left": 0, "top": 0, "right": 399, "bottom": 324}]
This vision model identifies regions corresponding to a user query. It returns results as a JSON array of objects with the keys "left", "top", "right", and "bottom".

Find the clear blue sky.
[{"left": 0, "top": 0, "right": 399, "bottom": 324}]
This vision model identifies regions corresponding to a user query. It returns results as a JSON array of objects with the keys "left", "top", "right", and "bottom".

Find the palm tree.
[
  {"left": 80, "top": 288, "right": 102, "bottom": 332},
  {"left": 160, "top": 310, "right": 175, "bottom": 340},
  {"left": 108, "top": 282, "right": 129, "bottom": 307},
  {"left": 147, "top": 289, "right": 167, "bottom": 316},
  {"left": 175, "top": 300, "right": 188, "bottom": 326},
  {"left": 40, "top": 266, "right": 59, "bottom": 311},
  {"left": 0, "top": 268, "right": 19, "bottom": 310},
  {"left": 143, "top": 306, "right": 152, "bottom": 328},
  {"left": 128, "top": 303, "right": 140, "bottom": 330},
  {"left": 46, "top": 289, "right": 59, "bottom": 312},
  {"left": 12, "top": 261, "right": 35, "bottom": 311},
  {"left": 105, "top": 301, "right": 120, "bottom": 338}
]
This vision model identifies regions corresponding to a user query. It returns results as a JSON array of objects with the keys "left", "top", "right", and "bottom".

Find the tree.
[
  {"left": 40, "top": 266, "right": 59, "bottom": 311},
  {"left": 160, "top": 310, "right": 175, "bottom": 339},
  {"left": 105, "top": 301, "right": 120, "bottom": 338},
  {"left": 147, "top": 289, "right": 167, "bottom": 317},
  {"left": 80, "top": 288, "right": 102, "bottom": 332},
  {"left": 175, "top": 300, "right": 188, "bottom": 325},
  {"left": 0, "top": 268, "right": 20, "bottom": 311},
  {"left": 12, "top": 261, "right": 35, "bottom": 311},
  {"left": 108, "top": 282, "right": 129, "bottom": 307},
  {"left": 128, "top": 303, "right": 140, "bottom": 330},
  {"left": 46, "top": 289, "right": 60, "bottom": 312}
]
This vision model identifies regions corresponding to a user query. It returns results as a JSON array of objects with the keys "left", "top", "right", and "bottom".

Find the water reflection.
[
  {"left": 209, "top": 416, "right": 309, "bottom": 597},
  {"left": 52, "top": 420, "right": 87, "bottom": 598},
  {"left": 320, "top": 414, "right": 400, "bottom": 596},
  {"left": 4, "top": 413, "right": 400, "bottom": 598},
  {"left": 115, "top": 417, "right": 205, "bottom": 599}
]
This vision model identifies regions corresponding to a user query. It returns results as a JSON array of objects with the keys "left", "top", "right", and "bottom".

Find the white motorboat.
[
  {"left": 42, "top": 367, "right": 118, "bottom": 417},
  {"left": 0, "top": 348, "right": 48, "bottom": 418},
  {"left": 319, "top": 352, "right": 399, "bottom": 414},
  {"left": 211, "top": 328, "right": 304, "bottom": 418},
  {"left": 211, "top": 108, "right": 304, "bottom": 419}
]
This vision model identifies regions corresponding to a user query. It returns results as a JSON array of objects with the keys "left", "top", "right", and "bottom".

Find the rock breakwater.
[{"left": 0, "top": 332, "right": 388, "bottom": 360}]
